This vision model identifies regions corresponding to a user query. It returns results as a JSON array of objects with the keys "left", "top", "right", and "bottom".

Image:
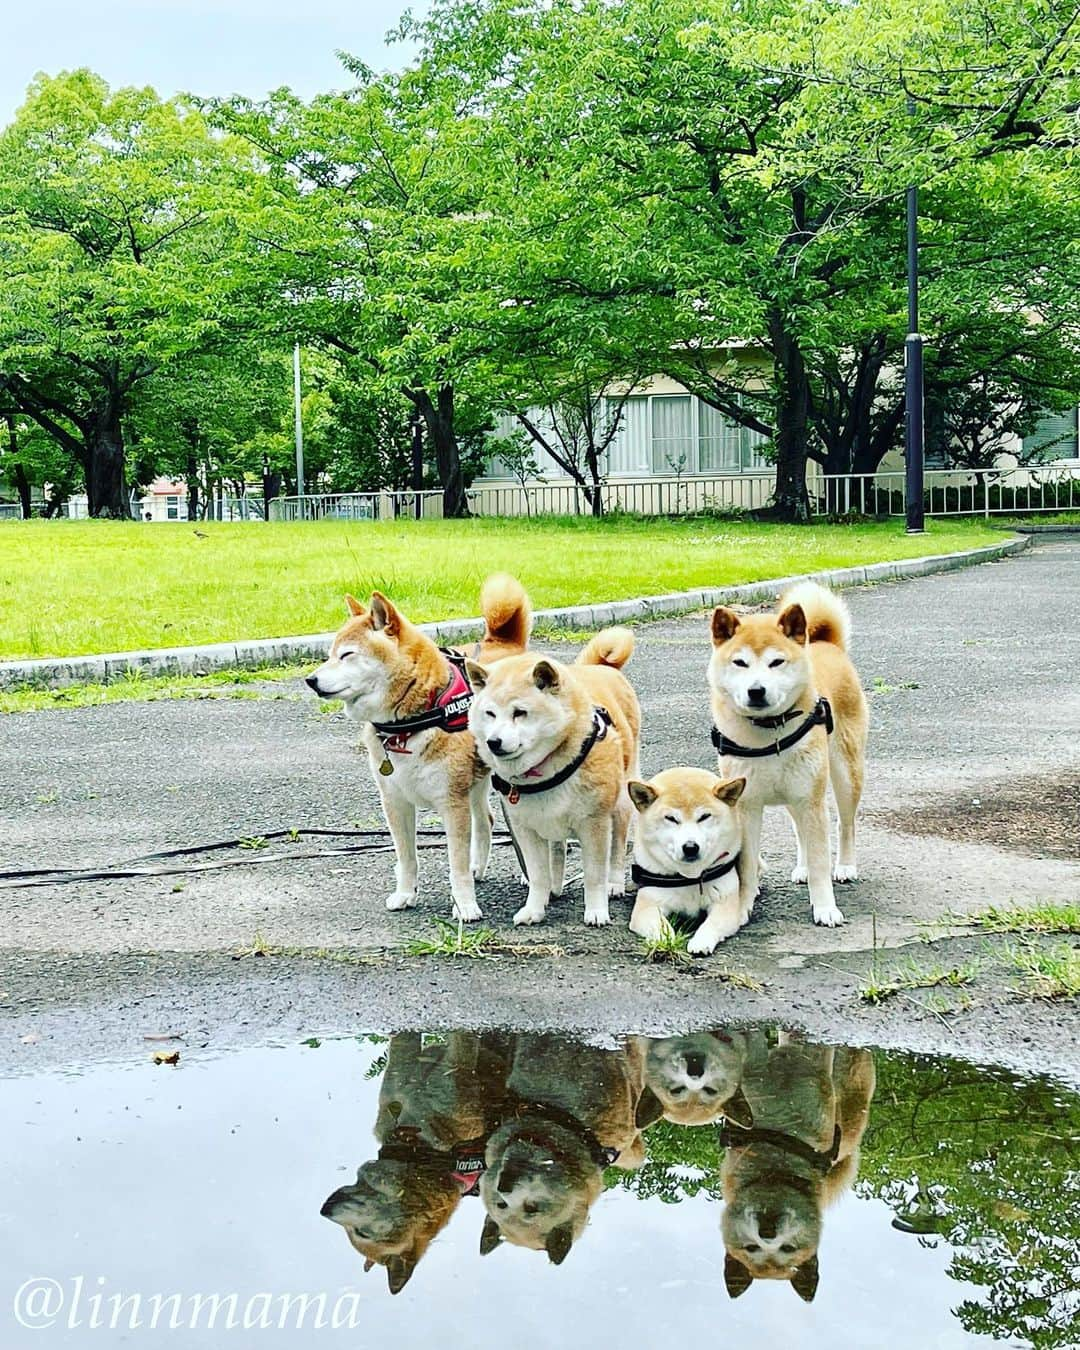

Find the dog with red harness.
[{"left": 306, "top": 574, "right": 531, "bottom": 921}]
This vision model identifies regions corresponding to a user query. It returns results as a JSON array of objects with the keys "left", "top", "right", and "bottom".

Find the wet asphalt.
[{"left": 1, "top": 534, "right": 1078, "bottom": 1080}]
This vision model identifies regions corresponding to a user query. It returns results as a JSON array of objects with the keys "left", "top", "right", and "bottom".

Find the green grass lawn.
[{"left": 0, "top": 515, "right": 1004, "bottom": 660}]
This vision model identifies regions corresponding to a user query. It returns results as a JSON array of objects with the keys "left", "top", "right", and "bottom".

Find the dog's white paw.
[
  {"left": 790, "top": 864, "right": 809, "bottom": 885},
  {"left": 453, "top": 898, "right": 483, "bottom": 923},
  {"left": 583, "top": 906, "right": 611, "bottom": 927},
  {"left": 833, "top": 863, "right": 858, "bottom": 883},
  {"left": 385, "top": 892, "right": 417, "bottom": 911},
  {"left": 471, "top": 860, "right": 489, "bottom": 881},
  {"left": 688, "top": 932, "right": 720, "bottom": 956},
  {"left": 517, "top": 872, "right": 529, "bottom": 888},
  {"left": 813, "top": 902, "right": 845, "bottom": 927},
  {"left": 513, "top": 904, "right": 547, "bottom": 926}
]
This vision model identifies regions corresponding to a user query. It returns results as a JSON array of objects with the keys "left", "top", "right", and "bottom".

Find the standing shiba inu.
[
  {"left": 466, "top": 630, "right": 641, "bottom": 927},
  {"left": 708, "top": 582, "right": 868, "bottom": 928},
  {"left": 320, "top": 1032, "right": 509, "bottom": 1294},
  {"left": 627, "top": 768, "right": 747, "bottom": 955},
  {"left": 306, "top": 574, "right": 531, "bottom": 922},
  {"left": 479, "top": 1035, "right": 645, "bottom": 1264},
  {"left": 634, "top": 1031, "right": 754, "bottom": 1128},
  {"left": 720, "top": 1033, "right": 876, "bottom": 1302}
]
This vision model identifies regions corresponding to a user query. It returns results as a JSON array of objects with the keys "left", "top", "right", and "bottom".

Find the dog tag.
[
  {"left": 507, "top": 787, "right": 520, "bottom": 805},
  {"left": 379, "top": 757, "right": 394, "bottom": 777}
]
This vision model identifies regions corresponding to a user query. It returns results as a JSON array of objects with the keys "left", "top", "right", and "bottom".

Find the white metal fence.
[{"left": 818, "top": 464, "right": 1080, "bottom": 518}]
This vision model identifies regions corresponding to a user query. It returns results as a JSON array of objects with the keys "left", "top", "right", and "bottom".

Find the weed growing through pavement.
[
  {"left": 404, "top": 917, "right": 498, "bottom": 959},
  {"left": 860, "top": 957, "right": 980, "bottom": 1005},
  {"left": 1004, "top": 942, "right": 1080, "bottom": 998},
  {"left": 962, "top": 903, "right": 1080, "bottom": 935},
  {"left": 639, "top": 919, "right": 692, "bottom": 966}
]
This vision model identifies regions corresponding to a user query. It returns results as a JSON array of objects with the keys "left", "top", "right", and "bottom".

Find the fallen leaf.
[
  {"left": 20, "top": 1033, "right": 39, "bottom": 1045},
  {"left": 152, "top": 1049, "right": 181, "bottom": 1066},
  {"left": 143, "top": 1033, "right": 184, "bottom": 1042}
]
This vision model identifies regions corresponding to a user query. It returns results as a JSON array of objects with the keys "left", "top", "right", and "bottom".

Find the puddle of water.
[{"left": 2, "top": 1030, "right": 1077, "bottom": 1348}]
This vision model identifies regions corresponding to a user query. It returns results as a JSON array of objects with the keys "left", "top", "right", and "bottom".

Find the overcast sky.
[{"left": 1, "top": 0, "right": 428, "bottom": 126}]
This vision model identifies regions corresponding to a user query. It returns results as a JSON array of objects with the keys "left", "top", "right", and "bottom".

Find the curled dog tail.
[
  {"left": 480, "top": 573, "right": 532, "bottom": 652},
  {"left": 780, "top": 581, "right": 851, "bottom": 651},
  {"left": 577, "top": 626, "right": 635, "bottom": 669}
]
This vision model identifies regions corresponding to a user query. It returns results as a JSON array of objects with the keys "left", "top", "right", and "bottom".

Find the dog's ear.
[
  {"left": 545, "top": 1222, "right": 574, "bottom": 1266},
  {"left": 627, "top": 781, "right": 658, "bottom": 812},
  {"left": 724, "top": 1254, "right": 753, "bottom": 1299},
  {"left": 480, "top": 1215, "right": 504, "bottom": 1255},
  {"left": 634, "top": 1085, "right": 665, "bottom": 1129},
  {"left": 363, "top": 1258, "right": 375, "bottom": 1273},
  {"left": 723, "top": 1085, "right": 754, "bottom": 1131},
  {"left": 712, "top": 607, "right": 740, "bottom": 643},
  {"left": 369, "top": 592, "right": 401, "bottom": 636},
  {"left": 532, "top": 659, "right": 560, "bottom": 692},
  {"left": 385, "top": 1251, "right": 418, "bottom": 1295},
  {"left": 345, "top": 594, "right": 365, "bottom": 617},
  {"left": 791, "top": 1255, "right": 819, "bottom": 1303},
  {"left": 713, "top": 776, "right": 746, "bottom": 806},
  {"left": 778, "top": 603, "right": 807, "bottom": 643},
  {"left": 465, "top": 659, "right": 488, "bottom": 690}
]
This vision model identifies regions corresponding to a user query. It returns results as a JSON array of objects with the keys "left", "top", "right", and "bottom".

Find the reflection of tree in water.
[
  {"left": 855, "top": 1056, "right": 1079, "bottom": 1349},
  {"left": 604, "top": 1118, "right": 725, "bottom": 1203}
]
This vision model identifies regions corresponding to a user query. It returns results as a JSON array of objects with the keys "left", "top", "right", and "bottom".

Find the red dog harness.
[{"left": 370, "top": 651, "right": 474, "bottom": 770}]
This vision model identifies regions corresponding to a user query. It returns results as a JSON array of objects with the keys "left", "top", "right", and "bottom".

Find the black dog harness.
[
  {"left": 377, "top": 1132, "right": 488, "bottom": 1194},
  {"left": 491, "top": 708, "right": 613, "bottom": 805},
  {"left": 370, "top": 649, "right": 474, "bottom": 772},
  {"left": 716, "top": 1121, "right": 842, "bottom": 1175},
  {"left": 630, "top": 853, "right": 739, "bottom": 893},
  {"left": 711, "top": 697, "right": 833, "bottom": 759},
  {"left": 502, "top": 1097, "right": 621, "bottom": 1168}
]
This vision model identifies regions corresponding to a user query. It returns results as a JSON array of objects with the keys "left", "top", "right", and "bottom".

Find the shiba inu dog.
[
  {"left": 479, "top": 1035, "right": 645, "bottom": 1264},
  {"left": 306, "top": 574, "right": 531, "bottom": 922},
  {"left": 466, "top": 630, "right": 641, "bottom": 927},
  {"left": 320, "top": 1032, "right": 509, "bottom": 1294},
  {"left": 720, "top": 1033, "right": 876, "bottom": 1302},
  {"left": 708, "top": 581, "right": 869, "bottom": 928},
  {"left": 627, "top": 768, "right": 747, "bottom": 955},
  {"left": 634, "top": 1032, "right": 754, "bottom": 1128}
]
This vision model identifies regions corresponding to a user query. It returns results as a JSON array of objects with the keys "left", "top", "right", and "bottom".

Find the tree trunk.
[
  {"left": 5, "top": 417, "right": 33, "bottom": 517},
  {"left": 408, "top": 385, "right": 469, "bottom": 518},
  {"left": 767, "top": 309, "right": 812, "bottom": 522},
  {"left": 84, "top": 400, "right": 130, "bottom": 518},
  {"left": 185, "top": 449, "right": 201, "bottom": 523}
]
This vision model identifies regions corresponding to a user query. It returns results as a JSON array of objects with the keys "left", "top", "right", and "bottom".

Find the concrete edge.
[{"left": 0, "top": 535, "right": 1031, "bottom": 692}]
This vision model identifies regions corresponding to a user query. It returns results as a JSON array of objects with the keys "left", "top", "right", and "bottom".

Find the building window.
[
  {"left": 166, "top": 495, "right": 179, "bottom": 520},
  {"left": 1023, "top": 409, "right": 1079, "bottom": 462}
]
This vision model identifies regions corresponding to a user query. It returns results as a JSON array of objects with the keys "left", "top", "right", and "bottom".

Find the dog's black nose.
[
  {"left": 682, "top": 840, "right": 700, "bottom": 861},
  {"left": 758, "top": 1211, "right": 780, "bottom": 1240},
  {"left": 685, "top": 1052, "right": 706, "bottom": 1078},
  {"left": 305, "top": 674, "right": 320, "bottom": 691},
  {"left": 487, "top": 736, "right": 504, "bottom": 754},
  {"left": 747, "top": 684, "right": 767, "bottom": 706}
]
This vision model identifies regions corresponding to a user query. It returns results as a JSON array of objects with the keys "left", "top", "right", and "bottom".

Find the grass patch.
[
  {"left": 962, "top": 903, "right": 1080, "bottom": 935},
  {"left": 639, "top": 919, "right": 693, "bottom": 966},
  {"left": 1005, "top": 943, "right": 1080, "bottom": 999},
  {"left": 403, "top": 917, "right": 498, "bottom": 958},
  {"left": 0, "top": 663, "right": 311, "bottom": 714},
  {"left": 860, "top": 957, "right": 979, "bottom": 1005},
  {"left": 0, "top": 516, "right": 1003, "bottom": 660}
]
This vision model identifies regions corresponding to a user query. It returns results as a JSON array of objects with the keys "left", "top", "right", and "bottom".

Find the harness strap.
[
  {"left": 630, "top": 853, "right": 739, "bottom": 891},
  {"left": 370, "top": 649, "right": 474, "bottom": 747},
  {"left": 716, "top": 1121, "right": 842, "bottom": 1175},
  {"left": 502, "top": 1097, "right": 620, "bottom": 1168},
  {"left": 491, "top": 708, "right": 613, "bottom": 804},
  {"left": 377, "top": 1132, "right": 489, "bottom": 1194},
  {"left": 711, "top": 697, "right": 833, "bottom": 759}
]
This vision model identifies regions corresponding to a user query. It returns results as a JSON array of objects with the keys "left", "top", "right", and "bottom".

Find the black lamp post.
[
  {"left": 904, "top": 97, "right": 926, "bottom": 533},
  {"left": 261, "top": 451, "right": 271, "bottom": 522}
]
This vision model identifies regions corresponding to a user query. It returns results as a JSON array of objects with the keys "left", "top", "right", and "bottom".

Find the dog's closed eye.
[
  {"left": 512, "top": 708, "right": 527, "bottom": 720},
  {"left": 664, "top": 813, "right": 679, "bottom": 824},
  {"left": 768, "top": 658, "right": 785, "bottom": 668},
  {"left": 732, "top": 657, "right": 748, "bottom": 668},
  {"left": 696, "top": 812, "right": 711, "bottom": 823}
]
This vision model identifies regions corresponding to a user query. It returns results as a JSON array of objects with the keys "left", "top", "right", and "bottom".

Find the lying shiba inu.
[
  {"left": 720, "top": 1033, "right": 876, "bottom": 1302},
  {"left": 467, "top": 630, "right": 641, "bottom": 927},
  {"left": 709, "top": 581, "right": 869, "bottom": 928},
  {"left": 634, "top": 1031, "right": 754, "bottom": 1128},
  {"left": 320, "top": 1031, "right": 509, "bottom": 1294},
  {"left": 307, "top": 574, "right": 531, "bottom": 922},
  {"left": 627, "top": 768, "right": 747, "bottom": 955},
  {"left": 479, "top": 1034, "right": 645, "bottom": 1264}
]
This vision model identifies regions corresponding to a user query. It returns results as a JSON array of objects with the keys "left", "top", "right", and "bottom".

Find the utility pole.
[
  {"left": 293, "top": 342, "right": 305, "bottom": 513},
  {"left": 904, "top": 96, "right": 925, "bottom": 533}
]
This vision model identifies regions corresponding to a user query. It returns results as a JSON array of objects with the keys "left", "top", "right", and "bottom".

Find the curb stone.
[{"left": 0, "top": 535, "right": 1031, "bottom": 692}]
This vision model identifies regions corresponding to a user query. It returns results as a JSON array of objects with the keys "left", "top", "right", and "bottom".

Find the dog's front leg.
[
  {"left": 381, "top": 788, "right": 418, "bottom": 910},
  {"left": 791, "top": 797, "right": 844, "bottom": 927},
  {"left": 513, "top": 820, "right": 553, "bottom": 925},
  {"left": 608, "top": 798, "right": 631, "bottom": 899},
  {"left": 579, "top": 814, "right": 612, "bottom": 926},
  {"left": 737, "top": 803, "right": 764, "bottom": 924},
  {"left": 628, "top": 889, "right": 667, "bottom": 941},
  {"left": 444, "top": 796, "right": 482, "bottom": 922},
  {"left": 688, "top": 888, "right": 744, "bottom": 955},
  {"left": 468, "top": 777, "right": 493, "bottom": 881}
]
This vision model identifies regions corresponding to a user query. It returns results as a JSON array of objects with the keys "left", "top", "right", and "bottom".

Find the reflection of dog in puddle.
[
  {"left": 720, "top": 1033, "right": 875, "bottom": 1301},
  {"left": 479, "top": 1035, "right": 646, "bottom": 1264},
  {"left": 634, "top": 1032, "right": 753, "bottom": 1128},
  {"left": 320, "top": 1032, "right": 508, "bottom": 1293}
]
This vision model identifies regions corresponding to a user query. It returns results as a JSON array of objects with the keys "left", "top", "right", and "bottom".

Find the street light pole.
[
  {"left": 904, "top": 97, "right": 925, "bottom": 533},
  {"left": 293, "top": 342, "right": 306, "bottom": 513}
]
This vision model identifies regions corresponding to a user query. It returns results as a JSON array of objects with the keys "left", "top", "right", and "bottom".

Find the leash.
[
  {"left": 716, "top": 1121, "right": 842, "bottom": 1175},
  {"left": 491, "top": 708, "right": 613, "bottom": 804},
  {"left": 711, "top": 697, "right": 833, "bottom": 759},
  {"left": 630, "top": 853, "right": 739, "bottom": 892}
]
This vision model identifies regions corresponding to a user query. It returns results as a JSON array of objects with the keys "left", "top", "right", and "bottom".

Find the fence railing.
[
  {"left": 270, "top": 490, "right": 449, "bottom": 522},
  {"left": 817, "top": 464, "right": 1080, "bottom": 518}
]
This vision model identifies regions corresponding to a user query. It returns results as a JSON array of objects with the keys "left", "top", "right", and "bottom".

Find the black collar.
[
  {"left": 716, "top": 1122, "right": 842, "bottom": 1175},
  {"left": 712, "top": 697, "right": 833, "bottom": 759},
  {"left": 377, "top": 1132, "right": 487, "bottom": 1178},
  {"left": 503, "top": 1098, "right": 620, "bottom": 1168},
  {"left": 630, "top": 853, "right": 739, "bottom": 891},
  {"left": 491, "top": 708, "right": 612, "bottom": 803},
  {"left": 369, "top": 649, "right": 473, "bottom": 739}
]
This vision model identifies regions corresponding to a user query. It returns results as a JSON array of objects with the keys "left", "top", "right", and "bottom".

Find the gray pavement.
[{"left": 1, "top": 536, "right": 1078, "bottom": 1075}]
